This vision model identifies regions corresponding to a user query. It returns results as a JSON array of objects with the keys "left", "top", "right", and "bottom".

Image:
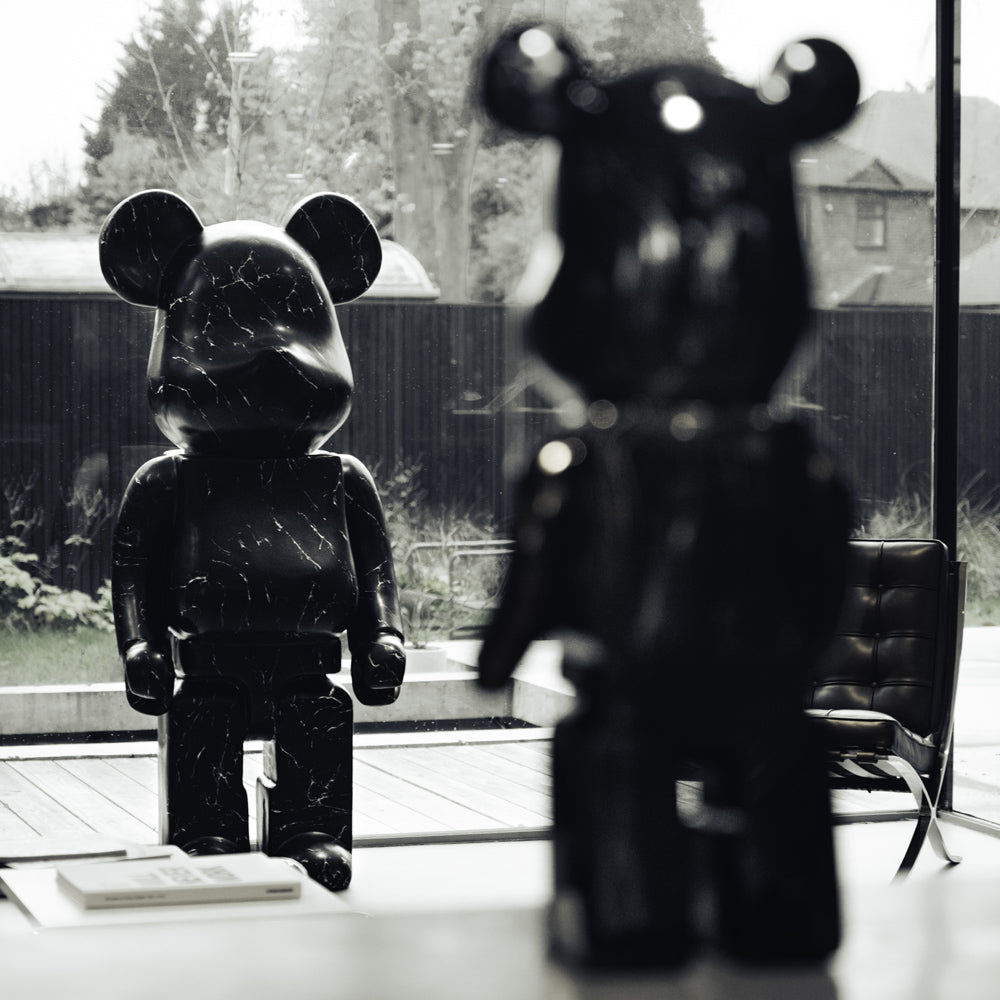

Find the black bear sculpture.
[
  {"left": 477, "top": 25, "right": 858, "bottom": 967},
  {"left": 102, "top": 190, "right": 405, "bottom": 891}
]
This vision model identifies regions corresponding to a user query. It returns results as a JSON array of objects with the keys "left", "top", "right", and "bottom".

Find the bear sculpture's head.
[
  {"left": 481, "top": 25, "right": 859, "bottom": 406},
  {"left": 100, "top": 190, "right": 381, "bottom": 456}
]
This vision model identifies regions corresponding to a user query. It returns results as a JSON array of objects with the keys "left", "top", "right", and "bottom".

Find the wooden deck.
[
  {"left": 0, "top": 724, "right": 919, "bottom": 853},
  {"left": 0, "top": 730, "right": 553, "bottom": 848}
]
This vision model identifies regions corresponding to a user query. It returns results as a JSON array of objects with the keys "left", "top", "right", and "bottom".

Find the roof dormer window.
[{"left": 855, "top": 194, "right": 887, "bottom": 248}]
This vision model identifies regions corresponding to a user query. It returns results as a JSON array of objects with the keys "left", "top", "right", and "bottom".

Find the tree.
[
  {"left": 0, "top": 159, "right": 83, "bottom": 231},
  {"left": 590, "top": 0, "right": 721, "bottom": 75},
  {"left": 283, "top": 1, "right": 394, "bottom": 226},
  {"left": 373, "top": 0, "right": 517, "bottom": 301},
  {"left": 81, "top": 0, "right": 283, "bottom": 223},
  {"left": 468, "top": 138, "right": 546, "bottom": 302},
  {"left": 84, "top": 128, "right": 172, "bottom": 220},
  {"left": 287, "top": 0, "right": 515, "bottom": 300},
  {"left": 80, "top": 0, "right": 720, "bottom": 296},
  {"left": 356, "top": 0, "right": 718, "bottom": 300},
  {"left": 83, "top": 1, "right": 228, "bottom": 170}
]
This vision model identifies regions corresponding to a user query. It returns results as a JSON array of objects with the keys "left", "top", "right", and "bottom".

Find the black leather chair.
[{"left": 805, "top": 538, "right": 967, "bottom": 878}]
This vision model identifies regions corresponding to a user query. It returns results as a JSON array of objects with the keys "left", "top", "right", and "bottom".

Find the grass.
[
  {"left": 862, "top": 493, "right": 1000, "bottom": 626},
  {"left": 6, "top": 484, "right": 1000, "bottom": 687},
  {"left": 0, "top": 627, "right": 120, "bottom": 686}
]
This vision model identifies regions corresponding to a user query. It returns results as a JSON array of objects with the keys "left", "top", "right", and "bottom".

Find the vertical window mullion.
[
  {"left": 932, "top": 0, "right": 961, "bottom": 558},
  {"left": 934, "top": 0, "right": 961, "bottom": 812}
]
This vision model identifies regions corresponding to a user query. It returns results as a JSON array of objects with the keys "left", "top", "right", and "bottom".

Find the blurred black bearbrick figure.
[
  {"left": 477, "top": 24, "right": 859, "bottom": 968},
  {"left": 101, "top": 190, "right": 405, "bottom": 892}
]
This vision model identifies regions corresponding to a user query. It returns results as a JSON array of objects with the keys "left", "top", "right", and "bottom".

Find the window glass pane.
[
  {"left": 4, "top": 1, "right": 996, "bottom": 832},
  {"left": 1, "top": 0, "right": 521, "bottom": 696},
  {"left": 703, "top": 1, "right": 936, "bottom": 526},
  {"left": 956, "top": 0, "right": 1000, "bottom": 824},
  {"left": 705, "top": 1, "right": 939, "bottom": 821}
]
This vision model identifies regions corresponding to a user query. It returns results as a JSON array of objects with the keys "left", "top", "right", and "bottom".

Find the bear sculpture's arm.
[
  {"left": 479, "top": 448, "right": 576, "bottom": 688},
  {"left": 112, "top": 454, "right": 178, "bottom": 715},
  {"left": 342, "top": 455, "right": 406, "bottom": 706}
]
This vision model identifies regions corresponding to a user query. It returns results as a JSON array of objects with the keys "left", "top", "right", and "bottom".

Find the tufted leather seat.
[{"left": 805, "top": 538, "right": 967, "bottom": 877}]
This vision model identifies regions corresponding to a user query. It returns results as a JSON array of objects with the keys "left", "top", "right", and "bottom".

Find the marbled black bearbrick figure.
[
  {"left": 477, "top": 26, "right": 859, "bottom": 966},
  {"left": 101, "top": 190, "right": 405, "bottom": 891}
]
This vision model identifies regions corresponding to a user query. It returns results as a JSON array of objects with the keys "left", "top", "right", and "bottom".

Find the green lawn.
[{"left": 0, "top": 627, "right": 120, "bottom": 686}]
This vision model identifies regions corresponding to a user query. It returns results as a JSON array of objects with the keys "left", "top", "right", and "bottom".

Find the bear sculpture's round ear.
[
  {"left": 284, "top": 192, "right": 383, "bottom": 304},
  {"left": 99, "top": 190, "right": 203, "bottom": 307},
  {"left": 759, "top": 38, "right": 860, "bottom": 142},
  {"left": 480, "top": 22, "right": 598, "bottom": 137}
]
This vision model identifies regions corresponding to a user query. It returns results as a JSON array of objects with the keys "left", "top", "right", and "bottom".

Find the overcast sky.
[
  {"left": 0, "top": 0, "right": 301, "bottom": 195},
  {"left": 0, "top": 1, "right": 994, "bottom": 196}
]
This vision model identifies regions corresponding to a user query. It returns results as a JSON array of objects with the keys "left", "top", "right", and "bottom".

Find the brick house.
[{"left": 796, "top": 90, "right": 1000, "bottom": 308}]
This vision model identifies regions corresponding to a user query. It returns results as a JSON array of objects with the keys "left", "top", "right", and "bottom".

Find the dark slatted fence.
[
  {"left": 0, "top": 296, "right": 534, "bottom": 594},
  {"left": 791, "top": 309, "right": 1000, "bottom": 523},
  {"left": 790, "top": 309, "right": 935, "bottom": 516},
  {"left": 6, "top": 296, "right": 1000, "bottom": 594}
]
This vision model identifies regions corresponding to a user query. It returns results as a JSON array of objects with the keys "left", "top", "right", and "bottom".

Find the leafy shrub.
[
  {"left": 0, "top": 535, "right": 40, "bottom": 621},
  {"left": 0, "top": 532, "right": 114, "bottom": 632},
  {"left": 1, "top": 479, "right": 114, "bottom": 633}
]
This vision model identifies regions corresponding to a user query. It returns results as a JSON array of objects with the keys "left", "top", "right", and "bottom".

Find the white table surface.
[{"left": 2, "top": 871, "right": 998, "bottom": 1000}]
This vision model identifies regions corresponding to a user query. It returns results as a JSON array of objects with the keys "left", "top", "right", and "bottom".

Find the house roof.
[
  {"left": 957, "top": 237, "right": 1000, "bottom": 307},
  {"left": 835, "top": 89, "right": 1000, "bottom": 209},
  {"left": 0, "top": 231, "right": 439, "bottom": 299},
  {"left": 799, "top": 91, "right": 1000, "bottom": 308},
  {"left": 838, "top": 263, "right": 933, "bottom": 308},
  {"left": 837, "top": 241, "right": 1000, "bottom": 309},
  {"left": 796, "top": 139, "right": 932, "bottom": 193}
]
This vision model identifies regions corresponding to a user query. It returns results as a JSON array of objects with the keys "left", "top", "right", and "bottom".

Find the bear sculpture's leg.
[
  {"left": 159, "top": 675, "right": 250, "bottom": 853},
  {"left": 698, "top": 698, "right": 840, "bottom": 962},
  {"left": 258, "top": 674, "right": 354, "bottom": 891},
  {"left": 550, "top": 684, "right": 697, "bottom": 968}
]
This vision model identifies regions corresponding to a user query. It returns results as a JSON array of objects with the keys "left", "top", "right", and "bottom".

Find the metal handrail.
[{"left": 403, "top": 539, "right": 514, "bottom": 603}]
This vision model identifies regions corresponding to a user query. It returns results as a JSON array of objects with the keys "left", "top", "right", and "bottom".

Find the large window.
[
  {"left": 2, "top": 0, "right": 999, "bottom": 831},
  {"left": 706, "top": 0, "right": 1000, "bottom": 831}
]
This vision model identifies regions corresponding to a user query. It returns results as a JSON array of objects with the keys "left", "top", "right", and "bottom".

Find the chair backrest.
[{"left": 805, "top": 539, "right": 957, "bottom": 740}]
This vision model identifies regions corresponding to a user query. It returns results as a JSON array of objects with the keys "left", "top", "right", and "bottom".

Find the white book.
[{"left": 55, "top": 852, "right": 304, "bottom": 909}]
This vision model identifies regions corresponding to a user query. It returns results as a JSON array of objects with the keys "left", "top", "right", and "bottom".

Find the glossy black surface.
[
  {"left": 102, "top": 190, "right": 404, "bottom": 890},
  {"left": 478, "top": 24, "right": 858, "bottom": 966}
]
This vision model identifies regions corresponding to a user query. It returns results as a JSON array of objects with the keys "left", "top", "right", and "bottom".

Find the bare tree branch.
[{"left": 146, "top": 50, "right": 200, "bottom": 181}]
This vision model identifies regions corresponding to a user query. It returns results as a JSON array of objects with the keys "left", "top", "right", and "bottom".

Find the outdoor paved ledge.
[{"left": 0, "top": 641, "right": 573, "bottom": 740}]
